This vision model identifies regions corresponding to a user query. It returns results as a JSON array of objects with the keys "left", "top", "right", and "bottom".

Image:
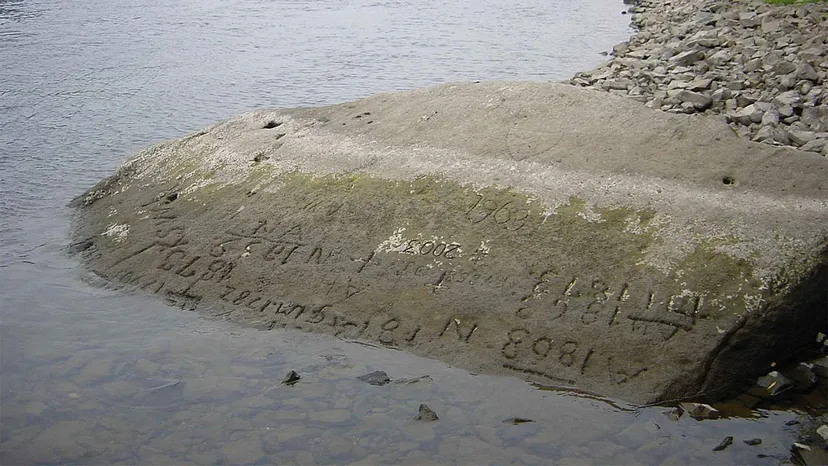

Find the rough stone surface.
[
  {"left": 570, "top": 0, "right": 828, "bottom": 154},
  {"left": 70, "top": 82, "right": 828, "bottom": 404},
  {"left": 748, "top": 371, "right": 795, "bottom": 398},
  {"left": 679, "top": 402, "right": 721, "bottom": 420}
]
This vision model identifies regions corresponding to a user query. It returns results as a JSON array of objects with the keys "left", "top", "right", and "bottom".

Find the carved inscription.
[
  {"left": 466, "top": 194, "right": 532, "bottom": 231},
  {"left": 398, "top": 239, "right": 461, "bottom": 259},
  {"left": 205, "top": 219, "right": 343, "bottom": 277},
  {"left": 89, "top": 184, "right": 739, "bottom": 402},
  {"left": 499, "top": 267, "right": 712, "bottom": 385},
  {"left": 521, "top": 269, "right": 700, "bottom": 339},
  {"left": 439, "top": 318, "right": 478, "bottom": 343}
]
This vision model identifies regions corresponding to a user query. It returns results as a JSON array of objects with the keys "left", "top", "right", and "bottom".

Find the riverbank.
[{"left": 570, "top": 0, "right": 828, "bottom": 155}]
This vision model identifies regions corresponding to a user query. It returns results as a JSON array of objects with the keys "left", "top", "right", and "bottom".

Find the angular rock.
[
  {"left": 773, "top": 61, "right": 798, "bottom": 76},
  {"left": 748, "top": 371, "right": 794, "bottom": 398},
  {"left": 788, "top": 129, "right": 817, "bottom": 146},
  {"left": 613, "top": 41, "right": 630, "bottom": 57},
  {"left": 713, "top": 436, "right": 734, "bottom": 451},
  {"left": 711, "top": 88, "right": 731, "bottom": 102},
  {"left": 707, "top": 49, "right": 732, "bottom": 67},
  {"left": 281, "top": 370, "right": 300, "bottom": 386},
  {"left": 667, "top": 80, "right": 690, "bottom": 91},
  {"left": 70, "top": 82, "right": 828, "bottom": 404},
  {"left": 801, "top": 106, "right": 828, "bottom": 132},
  {"left": 762, "top": 19, "right": 781, "bottom": 34},
  {"left": 800, "top": 138, "right": 827, "bottom": 153},
  {"left": 752, "top": 126, "right": 773, "bottom": 143},
  {"left": 797, "top": 63, "right": 821, "bottom": 82},
  {"left": 414, "top": 404, "right": 439, "bottom": 422},
  {"left": 763, "top": 51, "right": 784, "bottom": 69},
  {"left": 731, "top": 104, "right": 763, "bottom": 125},
  {"left": 603, "top": 79, "right": 632, "bottom": 91},
  {"left": 677, "top": 90, "right": 712, "bottom": 110},
  {"left": 780, "top": 74, "right": 799, "bottom": 90},
  {"left": 736, "top": 93, "right": 758, "bottom": 108},
  {"left": 679, "top": 402, "right": 721, "bottom": 420},
  {"left": 744, "top": 59, "right": 762, "bottom": 73},
  {"left": 686, "top": 30, "right": 720, "bottom": 48},
  {"left": 761, "top": 109, "right": 781, "bottom": 127},
  {"left": 774, "top": 90, "right": 803, "bottom": 108},
  {"left": 778, "top": 104, "right": 796, "bottom": 118},
  {"left": 817, "top": 425, "right": 828, "bottom": 443},
  {"left": 686, "top": 78, "right": 712, "bottom": 91},
  {"left": 669, "top": 50, "right": 706, "bottom": 66},
  {"left": 790, "top": 442, "right": 827, "bottom": 466},
  {"left": 740, "top": 12, "right": 760, "bottom": 28},
  {"left": 728, "top": 80, "right": 746, "bottom": 91},
  {"left": 392, "top": 375, "right": 432, "bottom": 385}
]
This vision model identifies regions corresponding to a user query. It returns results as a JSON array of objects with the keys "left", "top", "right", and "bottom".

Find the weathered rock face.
[{"left": 71, "top": 82, "right": 828, "bottom": 404}]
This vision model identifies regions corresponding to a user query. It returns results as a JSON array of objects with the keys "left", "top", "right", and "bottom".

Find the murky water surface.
[{"left": 0, "top": 0, "right": 822, "bottom": 464}]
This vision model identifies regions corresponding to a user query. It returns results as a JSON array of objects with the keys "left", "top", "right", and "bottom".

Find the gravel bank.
[{"left": 570, "top": 0, "right": 828, "bottom": 155}]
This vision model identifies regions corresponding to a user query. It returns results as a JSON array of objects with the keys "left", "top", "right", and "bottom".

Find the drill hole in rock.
[
  {"left": 263, "top": 120, "right": 282, "bottom": 129},
  {"left": 722, "top": 175, "right": 736, "bottom": 186}
]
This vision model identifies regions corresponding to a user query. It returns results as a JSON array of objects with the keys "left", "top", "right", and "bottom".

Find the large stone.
[
  {"left": 774, "top": 90, "right": 803, "bottom": 108},
  {"left": 70, "top": 82, "right": 828, "bottom": 404},
  {"left": 797, "top": 63, "right": 820, "bottom": 82},
  {"left": 739, "top": 12, "right": 760, "bottom": 28},
  {"left": 801, "top": 138, "right": 827, "bottom": 153},
  {"left": 788, "top": 129, "right": 817, "bottom": 146}
]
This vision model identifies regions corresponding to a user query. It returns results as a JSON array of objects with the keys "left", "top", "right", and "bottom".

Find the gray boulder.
[{"left": 70, "top": 82, "right": 828, "bottom": 404}]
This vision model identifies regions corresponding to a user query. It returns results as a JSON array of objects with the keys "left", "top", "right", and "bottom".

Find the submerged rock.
[
  {"left": 356, "top": 371, "right": 391, "bottom": 386},
  {"left": 281, "top": 370, "right": 300, "bottom": 386},
  {"left": 70, "top": 82, "right": 828, "bottom": 404},
  {"left": 503, "top": 417, "right": 535, "bottom": 425},
  {"left": 713, "top": 436, "right": 733, "bottom": 451},
  {"left": 414, "top": 404, "right": 439, "bottom": 422},
  {"left": 663, "top": 407, "right": 683, "bottom": 421},
  {"left": 392, "top": 375, "right": 432, "bottom": 385}
]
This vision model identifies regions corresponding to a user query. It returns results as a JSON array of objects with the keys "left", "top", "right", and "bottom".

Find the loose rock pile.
[{"left": 570, "top": 0, "right": 828, "bottom": 155}]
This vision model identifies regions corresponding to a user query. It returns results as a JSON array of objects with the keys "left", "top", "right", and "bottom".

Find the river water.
[{"left": 0, "top": 0, "right": 818, "bottom": 464}]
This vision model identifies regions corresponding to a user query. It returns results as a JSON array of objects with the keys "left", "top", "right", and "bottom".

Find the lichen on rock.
[{"left": 71, "top": 82, "right": 828, "bottom": 404}]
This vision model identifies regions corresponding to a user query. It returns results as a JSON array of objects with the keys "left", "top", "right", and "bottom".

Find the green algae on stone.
[{"left": 70, "top": 82, "right": 828, "bottom": 404}]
